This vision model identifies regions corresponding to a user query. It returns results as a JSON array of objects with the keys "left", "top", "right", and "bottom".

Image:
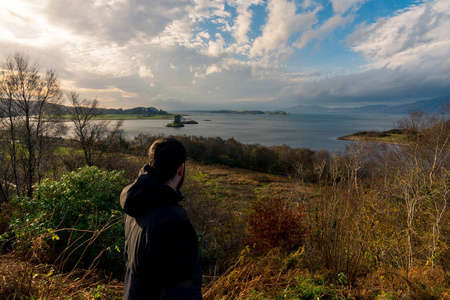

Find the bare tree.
[
  {"left": 0, "top": 52, "right": 65, "bottom": 198},
  {"left": 392, "top": 107, "right": 450, "bottom": 269},
  {"left": 66, "top": 91, "right": 123, "bottom": 167},
  {"left": 0, "top": 130, "right": 14, "bottom": 205}
]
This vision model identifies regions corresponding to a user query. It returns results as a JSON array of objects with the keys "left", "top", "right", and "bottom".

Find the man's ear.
[{"left": 177, "top": 163, "right": 185, "bottom": 177}]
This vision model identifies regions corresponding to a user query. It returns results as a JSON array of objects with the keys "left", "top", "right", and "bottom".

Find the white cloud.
[
  {"left": 211, "top": 17, "right": 233, "bottom": 33},
  {"left": 320, "top": 14, "right": 351, "bottom": 33},
  {"left": 350, "top": 0, "right": 450, "bottom": 70},
  {"left": 330, "top": 0, "right": 366, "bottom": 14},
  {"left": 294, "top": 11, "right": 350, "bottom": 49},
  {"left": 206, "top": 64, "right": 222, "bottom": 74},
  {"left": 250, "top": 0, "right": 318, "bottom": 59},
  {"left": 152, "top": 18, "right": 196, "bottom": 47},
  {"left": 71, "top": 85, "right": 140, "bottom": 100},
  {"left": 40, "top": 0, "right": 193, "bottom": 45},
  {"left": 138, "top": 65, "right": 154, "bottom": 78},
  {"left": 206, "top": 33, "right": 225, "bottom": 56},
  {"left": 231, "top": 0, "right": 263, "bottom": 45},
  {"left": 301, "top": 0, "right": 314, "bottom": 9},
  {"left": 295, "top": 29, "right": 318, "bottom": 49},
  {"left": 197, "top": 31, "right": 211, "bottom": 40},
  {"left": 250, "top": 0, "right": 297, "bottom": 58},
  {"left": 189, "top": 0, "right": 228, "bottom": 20}
]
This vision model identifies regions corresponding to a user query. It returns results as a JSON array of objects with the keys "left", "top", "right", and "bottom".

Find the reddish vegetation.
[{"left": 245, "top": 197, "right": 306, "bottom": 253}]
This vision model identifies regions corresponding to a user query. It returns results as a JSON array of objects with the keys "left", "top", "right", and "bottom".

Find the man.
[{"left": 120, "top": 137, "right": 202, "bottom": 299}]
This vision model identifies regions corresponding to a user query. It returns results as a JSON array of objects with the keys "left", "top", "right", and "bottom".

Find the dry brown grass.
[
  {"left": 354, "top": 266, "right": 450, "bottom": 299},
  {"left": 203, "top": 248, "right": 296, "bottom": 299},
  {"left": 202, "top": 247, "right": 353, "bottom": 300},
  {"left": 186, "top": 161, "right": 314, "bottom": 204},
  {"left": 0, "top": 252, "right": 123, "bottom": 299},
  {"left": 202, "top": 248, "right": 450, "bottom": 300}
]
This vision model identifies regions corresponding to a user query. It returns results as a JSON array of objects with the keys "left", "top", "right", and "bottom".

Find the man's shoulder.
[{"left": 137, "top": 203, "right": 191, "bottom": 226}]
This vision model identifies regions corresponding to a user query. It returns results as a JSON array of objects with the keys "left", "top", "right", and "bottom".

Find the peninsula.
[{"left": 338, "top": 129, "right": 407, "bottom": 144}]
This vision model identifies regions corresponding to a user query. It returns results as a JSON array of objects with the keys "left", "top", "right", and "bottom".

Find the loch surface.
[{"left": 116, "top": 113, "right": 403, "bottom": 152}]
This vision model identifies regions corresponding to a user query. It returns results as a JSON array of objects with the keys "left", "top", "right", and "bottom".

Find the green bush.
[
  {"left": 9, "top": 166, "right": 127, "bottom": 276},
  {"left": 281, "top": 276, "right": 337, "bottom": 299}
]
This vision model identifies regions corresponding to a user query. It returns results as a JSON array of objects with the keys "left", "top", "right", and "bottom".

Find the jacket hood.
[{"left": 120, "top": 164, "right": 184, "bottom": 217}]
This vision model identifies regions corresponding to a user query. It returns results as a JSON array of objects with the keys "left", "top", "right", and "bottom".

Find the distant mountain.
[
  {"left": 382, "top": 96, "right": 449, "bottom": 114},
  {"left": 285, "top": 105, "right": 332, "bottom": 114},
  {"left": 288, "top": 95, "right": 450, "bottom": 115},
  {"left": 178, "top": 109, "right": 288, "bottom": 115},
  {"left": 203, "top": 110, "right": 265, "bottom": 115}
]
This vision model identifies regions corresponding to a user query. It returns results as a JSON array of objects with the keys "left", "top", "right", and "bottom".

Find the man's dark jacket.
[{"left": 120, "top": 164, "right": 202, "bottom": 300}]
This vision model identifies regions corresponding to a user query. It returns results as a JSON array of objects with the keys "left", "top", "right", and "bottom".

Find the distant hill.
[
  {"left": 101, "top": 106, "right": 168, "bottom": 116},
  {"left": 203, "top": 110, "right": 265, "bottom": 115},
  {"left": 0, "top": 101, "right": 169, "bottom": 117},
  {"left": 288, "top": 95, "right": 450, "bottom": 115}
]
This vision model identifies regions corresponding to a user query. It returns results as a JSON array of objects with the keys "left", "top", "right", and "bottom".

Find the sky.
[{"left": 0, "top": 0, "right": 449, "bottom": 111}]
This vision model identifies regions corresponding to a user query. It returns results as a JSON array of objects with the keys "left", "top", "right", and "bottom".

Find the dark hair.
[{"left": 148, "top": 137, "right": 187, "bottom": 182}]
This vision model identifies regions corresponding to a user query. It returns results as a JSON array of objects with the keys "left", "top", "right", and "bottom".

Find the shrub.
[
  {"left": 9, "top": 166, "right": 127, "bottom": 276},
  {"left": 245, "top": 197, "right": 306, "bottom": 253}
]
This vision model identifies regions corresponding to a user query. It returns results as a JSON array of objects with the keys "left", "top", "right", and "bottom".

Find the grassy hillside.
[{"left": 2, "top": 156, "right": 450, "bottom": 299}]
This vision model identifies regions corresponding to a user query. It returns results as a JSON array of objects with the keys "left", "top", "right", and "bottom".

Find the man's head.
[{"left": 148, "top": 137, "right": 187, "bottom": 189}]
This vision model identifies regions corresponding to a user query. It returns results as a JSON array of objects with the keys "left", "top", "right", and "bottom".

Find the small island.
[
  {"left": 166, "top": 122, "right": 184, "bottom": 128},
  {"left": 267, "top": 110, "right": 288, "bottom": 115},
  {"left": 166, "top": 115, "right": 199, "bottom": 127},
  {"left": 182, "top": 120, "right": 199, "bottom": 124}
]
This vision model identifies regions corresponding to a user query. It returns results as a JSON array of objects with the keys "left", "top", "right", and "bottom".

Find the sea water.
[{"left": 116, "top": 113, "right": 404, "bottom": 152}]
